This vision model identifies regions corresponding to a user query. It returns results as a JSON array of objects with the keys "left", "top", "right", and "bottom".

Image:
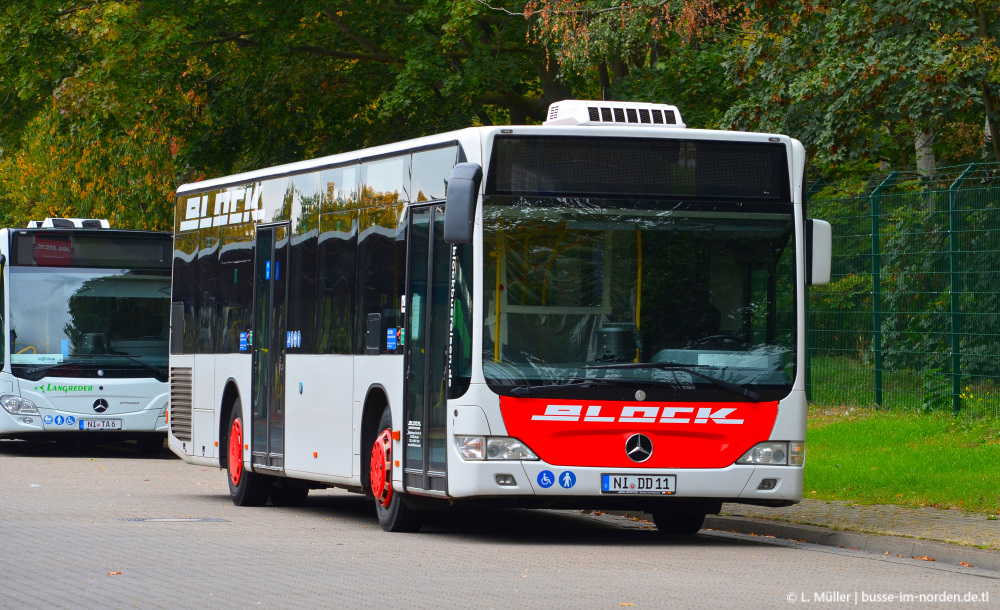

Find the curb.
[{"left": 703, "top": 515, "right": 1000, "bottom": 571}]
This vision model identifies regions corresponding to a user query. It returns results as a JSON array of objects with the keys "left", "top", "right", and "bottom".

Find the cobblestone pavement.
[
  {"left": 720, "top": 500, "right": 1000, "bottom": 550},
  {"left": 2, "top": 439, "right": 998, "bottom": 609}
]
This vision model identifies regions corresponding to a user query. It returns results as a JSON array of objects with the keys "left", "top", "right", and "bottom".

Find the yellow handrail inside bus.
[{"left": 17, "top": 346, "right": 37, "bottom": 354}]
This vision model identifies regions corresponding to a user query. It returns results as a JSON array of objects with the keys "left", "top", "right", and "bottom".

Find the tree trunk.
[
  {"left": 978, "top": 10, "right": 1000, "bottom": 162},
  {"left": 914, "top": 130, "right": 935, "bottom": 177},
  {"left": 982, "top": 82, "right": 1000, "bottom": 162}
]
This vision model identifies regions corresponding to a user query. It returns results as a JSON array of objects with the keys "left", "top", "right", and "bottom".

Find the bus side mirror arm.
[
  {"left": 806, "top": 219, "right": 831, "bottom": 286},
  {"left": 443, "top": 163, "right": 483, "bottom": 245}
]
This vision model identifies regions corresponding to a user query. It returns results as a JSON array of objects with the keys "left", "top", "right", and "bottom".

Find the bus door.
[
  {"left": 252, "top": 222, "right": 290, "bottom": 472},
  {"left": 403, "top": 204, "right": 450, "bottom": 495}
]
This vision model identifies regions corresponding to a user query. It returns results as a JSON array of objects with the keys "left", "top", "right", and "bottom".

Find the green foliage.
[
  {"left": 920, "top": 368, "right": 952, "bottom": 412},
  {"left": 0, "top": 1, "right": 996, "bottom": 229},
  {"left": 723, "top": 0, "right": 999, "bottom": 172}
]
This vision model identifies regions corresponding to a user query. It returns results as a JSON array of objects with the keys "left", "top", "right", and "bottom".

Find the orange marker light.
[
  {"left": 313, "top": 451, "right": 318, "bottom": 458},
  {"left": 214, "top": 441, "right": 218, "bottom": 447},
  {"left": 391, "top": 430, "right": 400, "bottom": 441},
  {"left": 395, "top": 460, "right": 400, "bottom": 467}
]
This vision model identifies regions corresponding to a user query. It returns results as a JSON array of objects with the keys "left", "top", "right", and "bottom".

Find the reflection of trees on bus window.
[
  {"left": 63, "top": 274, "right": 169, "bottom": 357},
  {"left": 481, "top": 200, "right": 797, "bottom": 399}
]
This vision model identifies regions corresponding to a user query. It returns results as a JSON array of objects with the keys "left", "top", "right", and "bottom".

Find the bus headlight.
[
  {"left": 456, "top": 436, "right": 539, "bottom": 461},
  {"left": 487, "top": 437, "right": 538, "bottom": 460},
  {"left": 737, "top": 441, "right": 804, "bottom": 466},
  {"left": 1, "top": 395, "right": 40, "bottom": 415}
]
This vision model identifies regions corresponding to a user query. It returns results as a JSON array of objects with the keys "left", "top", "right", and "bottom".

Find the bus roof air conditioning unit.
[
  {"left": 27, "top": 218, "right": 111, "bottom": 229},
  {"left": 543, "top": 100, "right": 685, "bottom": 128}
]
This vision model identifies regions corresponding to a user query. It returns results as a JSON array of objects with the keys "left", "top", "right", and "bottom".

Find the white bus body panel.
[{"left": 283, "top": 354, "right": 355, "bottom": 478}]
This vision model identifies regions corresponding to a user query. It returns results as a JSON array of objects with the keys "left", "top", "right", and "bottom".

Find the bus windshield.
[
  {"left": 9, "top": 267, "right": 170, "bottom": 381},
  {"left": 481, "top": 198, "right": 797, "bottom": 402}
]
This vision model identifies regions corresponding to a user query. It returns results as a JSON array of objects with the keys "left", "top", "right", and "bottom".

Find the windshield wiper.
[
  {"left": 97, "top": 353, "right": 168, "bottom": 379},
  {"left": 584, "top": 362, "right": 761, "bottom": 401},
  {"left": 509, "top": 377, "right": 622, "bottom": 397},
  {"left": 16, "top": 362, "right": 76, "bottom": 381}
]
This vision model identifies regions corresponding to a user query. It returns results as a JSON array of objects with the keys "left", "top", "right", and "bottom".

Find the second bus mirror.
[{"left": 444, "top": 163, "right": 483, "bottom": 245}]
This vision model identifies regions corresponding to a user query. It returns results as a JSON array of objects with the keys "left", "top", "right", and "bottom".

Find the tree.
[
  {"left": 0, "top": 1, "right": 591, "bottom": 229},
  {"left": 723, "top": 0, "right": 1000, "bottom": 171}
]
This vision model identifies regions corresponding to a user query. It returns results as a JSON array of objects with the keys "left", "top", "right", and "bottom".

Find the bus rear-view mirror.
[
  {"left": 807, "top": 219, "right": 832, "bottom": 285},
  {"left": 444, "top": 163, "right": 482, "bottom": 245}
]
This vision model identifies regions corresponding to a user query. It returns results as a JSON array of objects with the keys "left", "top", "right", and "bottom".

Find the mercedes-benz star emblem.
[
  {"left": 93, "top": 398, "right": 109, "bottom": 413},
  {"left": 625, "top": 433, "right": 653, "bottom": 463}
]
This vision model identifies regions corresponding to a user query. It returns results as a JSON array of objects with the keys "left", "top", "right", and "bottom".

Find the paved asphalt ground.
[{"left": 1, "top": 439, "right": 997, "bottom": 608}]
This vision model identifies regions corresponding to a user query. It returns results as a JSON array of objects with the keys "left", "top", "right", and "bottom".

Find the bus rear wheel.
[
  {"left": 370, "top": 406, "right": 422, "bottom": 532},
  {"left": 652, "top": 510, "right": 705, "bottom": 536},
  {"left": 227, "top": 398, "right": 273, "bottom": 506},
  {"left": 270, "top": 484, "right": 309, "bottom": 507}
]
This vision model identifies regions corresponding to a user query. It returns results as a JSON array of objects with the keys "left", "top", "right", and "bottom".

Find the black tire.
[
  {"left": 370, "top": 405, "right": 422, "bottom": 532},
  {"left": 652, "top": 510, "right": 705, "bottom": 536},
  {"left": 270, "top": 485, "right": 309, "bottom": 507},
  {"left": 226, "top": 398, "right": 273, "bottom": 506},
  {"left": 136, "top": 435, "right": 165, "bottom": 454}
]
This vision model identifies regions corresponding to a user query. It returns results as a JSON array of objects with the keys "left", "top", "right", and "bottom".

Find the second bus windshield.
[
  {"left": 9, "top": 267, "right": 170, "bottom": 381},
  {"left": 482, "top": 199, "right": 796, "bottom": 401}
]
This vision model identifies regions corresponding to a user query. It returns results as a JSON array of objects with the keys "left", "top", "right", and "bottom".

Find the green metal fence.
[{"left": 807, "top": 163, "right": 1000, "bottom": 417}]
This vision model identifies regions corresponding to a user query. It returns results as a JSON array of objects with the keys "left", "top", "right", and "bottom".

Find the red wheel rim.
[
  {"left": 229, "top": 417, "right": 243, "bottom": 487},
  {"left": 370, "top": 429, "right": 393, "bottom": 507}
]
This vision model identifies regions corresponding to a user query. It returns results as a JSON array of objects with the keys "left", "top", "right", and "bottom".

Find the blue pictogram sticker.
[
  {"left": 559, "top": 471, "right": 577, "bottom": 489},
  {"left": 239, "top": 332, "right": 248, "bottom": 352},
  {"left": 66, "top": 416, "right": 76, "bottom": 426},
  {"left": 265, "top": 260, "right": 271, "bottom": 280},
  {"left": 54, "top": 415, "right": 65, "bottom": 426},
  {"left": 386, "top": 328, "right": 397, "bottom": 350},
  {"left": 43, "top": 415, "right": 54, "bottom": 425},
  {"left": 537, "top": 470, "right": 555, "bottom": 488}
]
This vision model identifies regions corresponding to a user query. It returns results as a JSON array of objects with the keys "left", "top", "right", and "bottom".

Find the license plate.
[
  {"left": 601, "top": 474, "right": 676, "bottom": 495},
  {"left": 79, "top": 419, "right": 122, "bottom": 431}
]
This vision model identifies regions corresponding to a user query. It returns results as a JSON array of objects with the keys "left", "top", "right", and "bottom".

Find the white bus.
[
  {"left": 168, "top": 100, "right": 832, "bottom": 533},
  {"left": 0, "top": 219, "right": 172, "bottom": 451}
]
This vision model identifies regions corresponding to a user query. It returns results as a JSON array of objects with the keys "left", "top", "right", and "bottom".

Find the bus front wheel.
[
  {"left": 370, "top": 406, "right": 422, "bottom": 533},
  {"left": 227, "top": 398, "right": 273, "bottom": 506},
  {"left": 652, "top": 510, "right": 705, "bottom": 536}
]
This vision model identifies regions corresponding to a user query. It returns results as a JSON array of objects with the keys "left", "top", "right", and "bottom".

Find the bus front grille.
[{"left": 169, "top": 367, "right": 193, "bottom": 442}]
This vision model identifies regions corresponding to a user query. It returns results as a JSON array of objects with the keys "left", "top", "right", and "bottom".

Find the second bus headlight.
[
  {"left": 456, "top": 436, "right": 539, "bottom": 461},
  {"left": 1, "top": 395, "right": 39, "bottom": 415}
]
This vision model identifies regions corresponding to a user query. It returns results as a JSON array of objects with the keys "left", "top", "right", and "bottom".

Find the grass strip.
[{"left": 805, "top": 406, "right": 1000, "bottom": 514}]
